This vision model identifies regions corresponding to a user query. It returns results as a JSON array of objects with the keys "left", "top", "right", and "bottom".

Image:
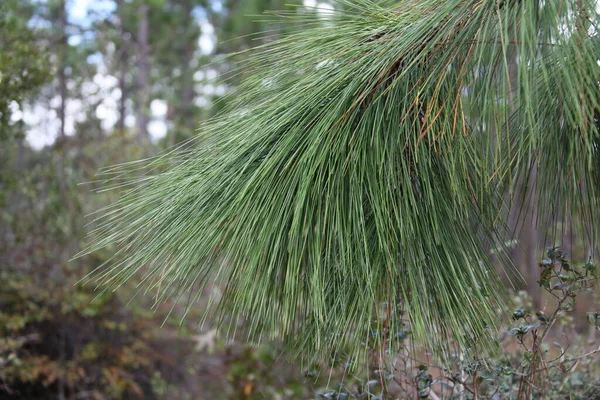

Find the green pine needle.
[{"left": 78, "top": 0, "right": 600, "bottom": 363}]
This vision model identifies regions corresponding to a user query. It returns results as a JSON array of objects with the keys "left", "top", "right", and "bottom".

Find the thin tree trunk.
[
  {"left": 508, "top": 156, "right": 541, "bottom": 309},
  {"left": 118, "top": 67, "right": 127, "bottom": 134},
  {"left": 503, "top": 45, "right": 542, "bottom": 309},
  {"left": 118, "top": 50, "right": 128, "bottom": 135},
  {"left": 10, "top": 140, "right": 25, "bottom": 213},
  {"left": 115, "top": 0, "right": 129, "bottom": 136},
  {"left": 167, "top": 0, "right": 197, "bottom": 148},
  {"left": 524, "top": 166, "right": 540, "bottom": 309},
  {"left": 57, "top": 8, "right": 68, "bottom": 391},
  {"left": 58, "top": 0, "right": 67, "bottom": 142},
  {"left": 181, "top": 0, "right": 195, "bottom": 134},
  {"left": 136, "top": 4, "right": 150, "bottom": 144}
]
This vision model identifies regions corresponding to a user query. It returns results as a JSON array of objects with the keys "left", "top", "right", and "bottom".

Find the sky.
[{"left": 69, "top": 0, "right": 115, "bottom": 24}]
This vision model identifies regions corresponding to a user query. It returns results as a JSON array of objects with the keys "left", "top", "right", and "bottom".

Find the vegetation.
[
  {"left": 1, "top": 1, "right": 322, "bottom": 398},
  {"left": 1, "top": 0, "right": 600, "bottom": 399},
  {"left": 82, "top": 0, "right": 600, "bottom": 363},
  {"left": 314, "top": 249, "right": 600, "bottom": 399},
  {"left": 0, "top": 1, "right": 50, "bottom": 140}
]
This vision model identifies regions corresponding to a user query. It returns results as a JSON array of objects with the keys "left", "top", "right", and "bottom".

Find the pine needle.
[{"left": 79, "top": 0, "right": 600, "bottom": 363}]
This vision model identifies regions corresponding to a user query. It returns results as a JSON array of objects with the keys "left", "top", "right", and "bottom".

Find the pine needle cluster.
[{"left": 79, "top": 0, "right": 600, "bottom": 362}]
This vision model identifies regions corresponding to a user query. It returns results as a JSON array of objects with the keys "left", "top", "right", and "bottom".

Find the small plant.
[{"left": 315, "top": 248, "right": 600, "bottom": 399}]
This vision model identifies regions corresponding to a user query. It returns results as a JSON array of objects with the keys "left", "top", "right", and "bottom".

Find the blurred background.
[
  {"left": 0, "top": 1, "right": 598, "bottom": 399},
  {"left": 1, "top": 1, "right": 338, "bottom": 398}
]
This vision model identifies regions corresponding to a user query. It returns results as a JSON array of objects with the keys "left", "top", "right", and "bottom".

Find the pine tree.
[{"left": 81, "top": 0, "right": 600, "bottom": 362}]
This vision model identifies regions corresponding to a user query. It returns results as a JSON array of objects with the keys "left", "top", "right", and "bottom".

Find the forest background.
[{"left": 1, "top": 1, "right": 599, "bottom": 399}]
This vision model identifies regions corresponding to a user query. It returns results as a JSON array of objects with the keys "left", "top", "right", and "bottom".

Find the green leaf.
[{"left": 513, "top": 309, "right": 527, "bottom": 320}]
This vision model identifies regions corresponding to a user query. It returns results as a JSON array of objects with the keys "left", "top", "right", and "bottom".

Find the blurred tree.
[
  {"left": 216, "top": 0, "right": 297, "bottom": 52},
  {"left": 149, "top": 0, "right": 208, "bottom": 144},
  {"left": 0, "top": 0, "right": 50, "bottom": 142},
  {"left": 1, "top": 1, "right": 337, "bottom": 398},
  {"left": 135, "top": 2, "right": 151, "bottom": 144}
]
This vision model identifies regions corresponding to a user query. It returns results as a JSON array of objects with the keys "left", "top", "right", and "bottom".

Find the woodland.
[{"left": 1, "top": 1, "right": 600, "bottom": 399}]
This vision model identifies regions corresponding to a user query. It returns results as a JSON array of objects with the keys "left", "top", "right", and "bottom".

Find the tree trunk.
[
  {"left": 505, "top": 47, "right": 541, "bottom": 309},
  {"left": 58, "top": 0, "right": 67, "bottom": 141},
  {"left": 523, "top": 166, "right": 541, "bottom": 310},
  {"left": 135, "top": 4, "right": 150, "bottom": 144},
  {"left": 167, "top": 0, "right": 197, "bottom": 147},
  {"left": 116, "top": 2, "right": 129, "bottom": 136},
  {"left": 181, "top": 0, "right": 195, "bottom": 135},
  {"left": 118, "top": 62, "right": 128, "bottom": 135},
  {"left": 508, "top": 150, "right": 541, "bottom": 309},
  {"left": 56, "top": 12, "right": 69, "bottom": 398}
]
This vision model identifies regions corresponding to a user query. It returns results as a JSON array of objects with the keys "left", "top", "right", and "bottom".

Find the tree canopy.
[{"left": 0, "top": 1, "right": 50, "bottom": 141}]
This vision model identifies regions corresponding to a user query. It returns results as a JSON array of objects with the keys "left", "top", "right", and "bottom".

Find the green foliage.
[
  {"left": 3, "top": 0, "right": 600, "bottom": 397},
  {"left": 82, "top": 0, "right": 600, "bottom": 362},
  {"left": 0, "top": 1, "right": 50, "bottom": 141},
  {"left": 315, "top": 250, "right": 600, "bottom": 399},
  {"left": 0, "top": 131, "right": 324, "bottom": 398},
  {"left": 0, "top": 270, "right": 158, "bottom": 399}
]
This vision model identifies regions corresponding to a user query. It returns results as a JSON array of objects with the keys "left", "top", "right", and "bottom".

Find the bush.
[{"left": 315, "top": 249, "right": 600, "bottom": 399}]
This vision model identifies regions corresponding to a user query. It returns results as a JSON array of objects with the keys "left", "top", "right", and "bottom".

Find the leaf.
[
  {"left": 511, "top": 325, "right": 533, "bottom": 338},
  {"left": 513, "top": 309, "right": 527, "bottom": 320},
  {"left": 583, "top": 262, "right": 596, "bottom": 276},
  {"left": 540, "top": 259, "right": 553, "bottom": 267},
  {"left": 553, "top": 283, "right": 569, "bottom": 291}
]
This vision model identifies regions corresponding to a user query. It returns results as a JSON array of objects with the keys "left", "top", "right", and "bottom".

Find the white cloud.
[
  {"left": 93, "top": 73, "right": 118, "bottom": 89},
  {"left": 214, "top": 85, "right": 227, "bottom": 96},
  {"left": 96, "top": 98, "right": 118, "bottom": 132},
  {"left": 68, "top": 0, "right": 116, "bottom": 28},
  {"left": 195, "top": 96, "right": 210, "bottom": 109},
  {"left": 206, "top": 69, "right": 218, "bottom": 81},
  {"left": 202, "top": 85, "right": 215, "bottom": 95},
  {"left": 95, "top": 103, "right": 110, "bottom": 121},
  {"left": 201, "top": 20, "right": 214, "bottom": 35},
  {"left": 24, "top": 104, "right": 59, "bottom": 150},
  {"left": 9, "top": 101, "right": 22, "bottom": 122},
  {"left": 70, "top": 0, "right": 88, "bottom": 20},
  {"left": 65, "top": 98, "right": 84, "bottom": 134},
  {"left": 211, "top": 0, "right": 223, "bottom": 13},
  {"left": 125, "top": 115, "right": 136, "bottom": 128}
]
